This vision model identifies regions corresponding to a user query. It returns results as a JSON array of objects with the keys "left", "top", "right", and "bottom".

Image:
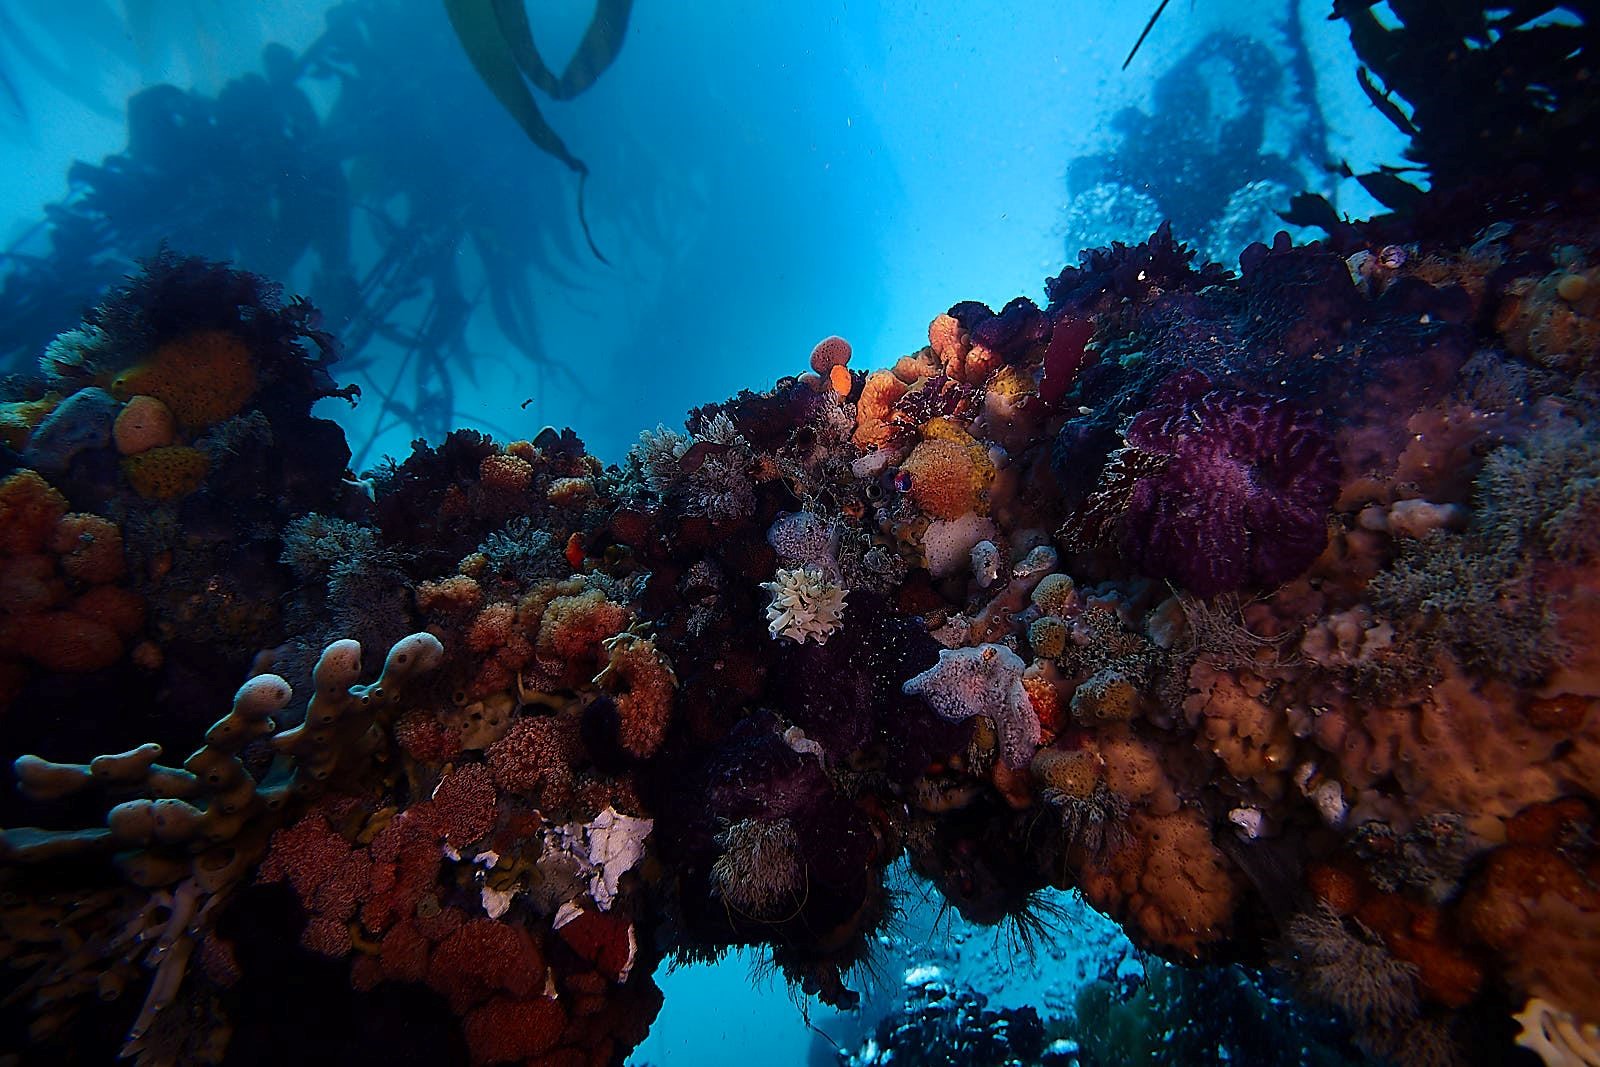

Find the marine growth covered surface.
[{"left": 2, "top": 7, "right": 1600, "bottom": 1067}]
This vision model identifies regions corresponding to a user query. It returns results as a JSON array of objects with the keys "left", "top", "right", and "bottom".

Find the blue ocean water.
[
  {"left": 0, "top": 1, "right": 1403, "bottom": 465},
  {"left": 0, "top": 3, "right": 1409, "bottom": 1063},
  {"left": 636, "top": 862, "right": 1134, "bottom": 1065}
]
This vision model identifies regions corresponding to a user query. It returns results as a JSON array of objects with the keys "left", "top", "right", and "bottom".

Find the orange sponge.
[
  {"left": 71, "top": 584, "right": 145, "bottom": 638},
  {"left": 853, "top": 371, "right": 909, "bottom": 449},
  {"left": 0, "top": 470, "right": 69, "bottom": 555},
  {"left": 0, "top": 555, "right": 65, "bottom": 615},
  {"left": 537, "top": 589, "right": 630, "bottom": 668},
  {"left": 1081, "top": 809, "right": 1241, "bottom": 957},
  {"left": 597, "top": 634, "right": 676, "bottom": 758},
  {"left": 929, "top": 312, "right": 1001, "bottom": 385},
  {"left": 112, "top": 395, "right": 177, "bottom": 455},
  {"left": 9, "top": 610, "right": 122, "bottom": 672},
  {"left": 1031, "top": 746, "right": 1101, "bottom": 798},
  {"left": 479, "top": 453, "right": 534, "bottom": 495},
  {"left": 113, "top": 329, "right": 257, "bottom": 428},
  {"left": 417, "top": 575, "right": 485, "bottom": 617},
  {"left": 51, "top": 514, "right": 125, "bottom": 585},
  {"left": 900, "top": 422, "right": 996, "bottom": 520}
]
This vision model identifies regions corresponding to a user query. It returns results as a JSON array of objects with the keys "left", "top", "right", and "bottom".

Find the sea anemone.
[{"left": 761, "top": 566, "right": 847, "bottom": 645}]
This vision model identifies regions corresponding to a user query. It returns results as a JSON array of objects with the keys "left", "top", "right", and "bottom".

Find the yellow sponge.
[
  {"left": 122, "top": 445, "right": 209, "bottom": 500},
  {"left": 113, "top": 330, "right": 257, "bottom": 428}
]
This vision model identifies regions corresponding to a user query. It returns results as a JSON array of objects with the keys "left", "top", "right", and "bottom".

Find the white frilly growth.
[
  {"left": 1513, "top": 995, "right": 1600, "bottom": 1067},
  {"left": 761, "top": 565, "right": 847, "bottom": 645}
]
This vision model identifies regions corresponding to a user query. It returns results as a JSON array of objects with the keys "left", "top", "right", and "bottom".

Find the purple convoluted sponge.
[
  {"left": 948, "top": 296, "right": 1051, "bottom": 362},
  {"left": 1119, "top": 370, "right": 1340, "bottom": 597}
]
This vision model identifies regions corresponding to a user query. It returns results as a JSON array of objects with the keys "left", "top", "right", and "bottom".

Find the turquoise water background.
[
  {"left": 2, "top": 2, "right": 1402, "bottom": 466},
  {"left": 636, "top": 867, "right": 1131, "bottom": 1064}
]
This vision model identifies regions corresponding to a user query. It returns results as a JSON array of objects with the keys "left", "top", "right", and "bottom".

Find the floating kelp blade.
[
  {"left": 0, "top": 66, "right": 21, "bottom": 119},
  {"left": 493, "top": 0, "right": 634, "bottom": 100},
  {"left": 443, "top": 0, "right": 584, "bottom": 170},
  {"left": 1122, "top": 0, "right": 1173, "bottom": 70},
  {"left": 577, "top": 171, "right": 608, "bottom": 265},
  {"left": 442, "top": 0, "right": 629, "bottom": 262}
]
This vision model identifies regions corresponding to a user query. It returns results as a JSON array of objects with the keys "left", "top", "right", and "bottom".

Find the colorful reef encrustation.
[{"left": 4, "top": 31, "right": 1600, "bottom": 1061}]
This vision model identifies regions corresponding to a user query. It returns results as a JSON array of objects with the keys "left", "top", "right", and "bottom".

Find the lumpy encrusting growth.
[
  {"left": 2, "top": 130, "right": 1599, "bottom": 1067},
  {"left": 903, "top": 644, "right": 1038, "bottom": 769}
]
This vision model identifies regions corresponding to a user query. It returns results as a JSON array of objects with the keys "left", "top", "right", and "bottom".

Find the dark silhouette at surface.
[
  {"left": 0, "top": 0, "right": 610, "bottom": 464},
  {"left": 1286, "top": 2, "right": 1598, "bottom": 236},
  {"left": 442, "top": 0, "right": 634, "bottom": 262},
  {"left": 1070, "top": 31, "right": 1314, "bottom": 251}
]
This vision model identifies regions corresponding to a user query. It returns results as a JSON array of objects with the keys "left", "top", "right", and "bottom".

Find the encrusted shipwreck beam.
[{"left": 0, "top": 218, "right": 1598, "bottom": 1067}]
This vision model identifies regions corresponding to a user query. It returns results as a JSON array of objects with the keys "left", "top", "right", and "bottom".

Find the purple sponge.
[{"left": 1120, "top": 370, "right": 1340, "bottom": 597}]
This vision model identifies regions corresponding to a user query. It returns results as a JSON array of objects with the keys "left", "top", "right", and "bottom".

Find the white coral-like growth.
[
  {"left": 1514, "top": 996, "right": 1600, "bottom": 1067},
  {"left": 551, "top": 805, "right": 654, "bottom": 912},
  {"left": 40, "top": 324, "right": 115, "bottom": 386},
  {"left": 695, "top": 411, "right": 743, "bottom": 446},
  {"left": 628, "top": 425, "right": 693, "bottom": 494},
  {"left": 761, "top": 566, "right": 847, "bottom": 645},
  {"left": 683, "top": 414, "right": 756, "bottom": 522}
]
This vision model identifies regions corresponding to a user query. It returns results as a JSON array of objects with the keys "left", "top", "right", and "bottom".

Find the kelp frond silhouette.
[
  {"left": 0, "top": 1, "right": 618, "bottom": 467},
  {"left": 1123, "top": 0, "right": 1176, "bottom": 69},
  {"left": 0, "top": 1, "right": 139, "bottom": 127},
  {"left": 444, "top": 0, "right": 634, "bottom": 262}
]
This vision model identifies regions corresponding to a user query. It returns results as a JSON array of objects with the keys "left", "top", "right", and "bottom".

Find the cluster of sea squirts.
[{"left": 1, "top": 214, "right": 1599, "bottom": 1067}]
